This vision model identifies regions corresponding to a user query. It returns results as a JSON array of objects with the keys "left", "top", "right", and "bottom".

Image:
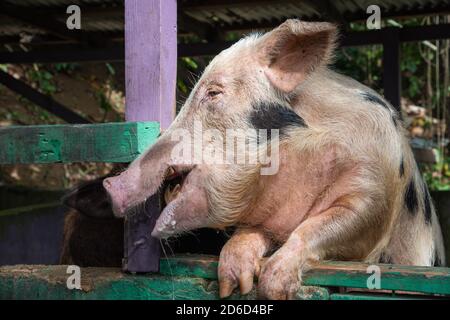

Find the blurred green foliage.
[
  {"left": 422, "top": 149, "right": 450, "bottom": 191},
  {"left": 26, "top": 65, "right": 56, "bottom": 95},
  {"left": 53, "top": 63, "right": 79, "bottom": 74}
]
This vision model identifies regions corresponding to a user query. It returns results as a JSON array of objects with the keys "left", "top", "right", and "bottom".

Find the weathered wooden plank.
[
  {"left": 0, "top": 263, "right": 311, "bottom": 300},
  {"left": 123, "top": 0, "right": 177, "bottom": 275},
  {"left": 123, "top": 193, "right": 161, "bottom": 273},
  {"left": 1, "top": 257, "right": 449, "bottom": 299},
  {"left": 303, "top": 261, "right": 450, "bottom": 295},
  {"left": 0, "top": 265, "right": 254, "bottom": 300},
  {"left": 0, "top": 122, "right": 159, "bottom": 164},
  {"left": 330, "top": 293, "right": 432, "bottom": 300},
  {"left": 159, "top": 256, "right": 450, "bottom": 296},
  {"left": 159, "top": 255, "right": 219, "bottom": 280},
  {"left": 125, "top": 0, "right": 177, "bottom": 129}
]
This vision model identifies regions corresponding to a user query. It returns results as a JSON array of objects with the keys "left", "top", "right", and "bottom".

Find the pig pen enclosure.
[{"left": 1, "top": 0, "right": 450, "bottom": 300}]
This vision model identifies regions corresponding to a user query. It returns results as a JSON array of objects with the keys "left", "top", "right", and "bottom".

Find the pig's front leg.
[
  {"left": 258, "top": 204, "right": 370, "bottom": 299},
  {"left": 218, "top": 227, "right": 272, "bottom": 298}
]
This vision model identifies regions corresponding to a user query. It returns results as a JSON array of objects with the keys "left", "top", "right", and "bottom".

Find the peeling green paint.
[
  {"left": 303, "top": 261, "right": 450, "bottom": 295},
  {"left": 0, "top": 122, "right": 159, "bottom": 164},
  {"left": 1, "top": 257, "right": 448, "bottom": 300}
]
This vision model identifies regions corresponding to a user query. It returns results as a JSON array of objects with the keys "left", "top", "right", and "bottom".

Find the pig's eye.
[{"left": 207, "top": 89, "right": 222, "bottom": 98}]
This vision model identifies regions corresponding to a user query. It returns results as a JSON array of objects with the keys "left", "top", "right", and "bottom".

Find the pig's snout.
[{"left": 103, "top": 176, "right": 129, "bottom": 217}]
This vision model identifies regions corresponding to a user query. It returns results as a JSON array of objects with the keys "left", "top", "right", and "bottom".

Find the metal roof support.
[
  {"left": 0, "top": 3, "right": 87, "bottom": 45},
  {"left": 0, "top": 70, "right": 90, "bottom": 124},
  {"left": 382, "top": 27, "right": 401, "bottom": 112},
  {"left": 1, "top": 24, "right": 449, "bottom": 63}
]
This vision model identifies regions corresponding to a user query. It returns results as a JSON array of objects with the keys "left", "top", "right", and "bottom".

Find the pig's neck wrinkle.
[{"left": 239, "top": 146, "right": 345, "bottom": 242}]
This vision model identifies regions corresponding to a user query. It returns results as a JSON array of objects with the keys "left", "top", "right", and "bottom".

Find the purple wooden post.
[
  {"left": 125, "top": 0, "right": 177, "bottom": 128},
  {"left": 123, "top": 0, "right": 177, "bottom": 273}
]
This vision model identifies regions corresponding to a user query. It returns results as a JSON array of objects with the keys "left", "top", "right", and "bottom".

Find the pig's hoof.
[
  {"left": 257, "top": 252, "right": 300, "bottom": 300},
  {"left": 218, "top": 246, "right": 261, "bottom": 298}
]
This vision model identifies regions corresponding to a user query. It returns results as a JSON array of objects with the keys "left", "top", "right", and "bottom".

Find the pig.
[
  {"left": 60, "top": 176, "right": 124, "bottom": 267},
  {"left": 103, "top": 20, "right": 446, "bottom": 299},
  {"left": 60, "top": 175, "right": 229, "bottom": 266}
]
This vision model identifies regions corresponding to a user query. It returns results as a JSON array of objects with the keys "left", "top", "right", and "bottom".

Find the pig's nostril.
[{"left": 103, "top": 178, "right": 112, "bottom": 190}]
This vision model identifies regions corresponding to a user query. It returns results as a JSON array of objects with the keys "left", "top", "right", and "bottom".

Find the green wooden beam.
[
  {"left": 329, "top": 293, "right": 433, "bottom": 300},
  {"left": 1, "top": 255, "right": 447, "bottom": 300},
  {"left": 0, "top": 264, "right": 253, "bottom": 300},
  {"left": 303, "top": 261, "right": 450, "bottom": 296},
  {"left": 0, "top": 122, "right": 159, "bottom": 164},
  {"left": 160, "top": 256, "right": 450, "bottom": 296},
  {"left": 159, "top": 255, "right": 218, "bottom": 280}
]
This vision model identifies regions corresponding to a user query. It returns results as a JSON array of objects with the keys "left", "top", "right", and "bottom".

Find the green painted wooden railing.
[
  {"left": 0, "top": 255, "right": 449, "bottom": 300},
  {"left": 0, "top": 122, "right": 160, "bottom": 164}
]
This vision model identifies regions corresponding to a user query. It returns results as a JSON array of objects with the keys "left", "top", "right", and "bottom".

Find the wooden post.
[
  {"left": 123, "top": 0, "right": 177, "bottom": 273},
  {"left": 383, "top": 27, "right": 401, "bottom": 112},
  {"left": 125, "top": 0, "right": 177, "bottom": 128}
]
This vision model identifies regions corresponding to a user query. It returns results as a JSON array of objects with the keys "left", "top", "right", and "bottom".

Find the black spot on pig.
[
  {"left": 361, "top": 92, "right": 398, "bottom": 126},
  {"left": 422, "top": 181, "right": 432, "bottom": 224},
  {"left": 405, "top": 179, "right": 418, "bottom": 215},
  {"left": 379, "top": 252, "right": 394, "bottom": 264},
  {"left": 434, "top": 252, "right": 443, "bottom": 267},
  {"left": 399, "top": 158, "right": 405, "bottom": 177},
  {"left": 361, "top": 92, "right": 389, "bottom": 110},
  {"left": 250, "top": 102, "right": 307, "bottom": 139}
]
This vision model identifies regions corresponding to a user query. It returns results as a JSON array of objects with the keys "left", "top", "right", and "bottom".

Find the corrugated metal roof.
[
  {"left": 182, "top": 1, "right": 320, "bottom": 25},
  {"left": 181, "top": 0, "right": 450, "bottom": 29},
  {"left": 0, "top": 0, "right": 123, "bottom": 39},
  {"left": 4, "top": 0, "right": 121, "bottom": 7},
  {"left": 0, "top": 0, "right": 449, "bottom": 42}
]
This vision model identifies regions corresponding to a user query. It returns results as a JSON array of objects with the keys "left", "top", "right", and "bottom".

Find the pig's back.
[{"left": 292, "top": 68, "right": 445, "bottom": 266}]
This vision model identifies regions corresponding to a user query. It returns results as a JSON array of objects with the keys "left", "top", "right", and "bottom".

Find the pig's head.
[{"left": 103, "top": 19, "right": 337, "bottom": 238}]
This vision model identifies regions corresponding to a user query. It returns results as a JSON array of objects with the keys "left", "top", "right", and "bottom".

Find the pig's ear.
[
  {"left": 62, "top": 176, "right": 114, "bottom": 219},
  {"left": 258, "top": 19, "right": 338, "bottom": 93}
]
